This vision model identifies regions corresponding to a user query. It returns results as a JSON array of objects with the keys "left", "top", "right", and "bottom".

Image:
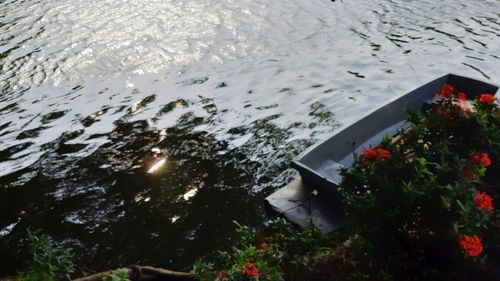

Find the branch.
[{"left": 73, "top": 265, "right": 197, "bottom": 281}]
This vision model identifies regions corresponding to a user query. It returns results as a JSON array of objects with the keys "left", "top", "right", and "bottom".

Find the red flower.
[
  {"left": 462, "top": 168, "right": 476, "bottom": 181},
  {"left": 457, "top": 92, "right": 467, "bottom": 101},
  {"left": 363, "top": 147, "right": 391, "bottom": 163},
  {"left": 435, "top": 106, "right": 450, "bottom": 117},
  {"left": 479, "top": 93, "right": 496, "bottom": 104},
  {"left": 471, "top": 152, "right": 491, "bottom": 167},
  {"left": 258, "top": 242, "right": 269, "bottom": 251},
  {"left": 374, "top": 147, "right": 392, "bottom": 160},
  {"left": 475, "top": 191, "right": 494, "bottom": 212},
  {"left": 459, "top": 235, "right": 483, "bottom": 257},
  {"left": 363, "top": 148, "right": 378, "bottom": 161},
  {"left": 435, "top": 84, "right": 455, "bottom": 100},
  {"left": 436, "top": 106, "right": 444, "bottom": 115},
  {"left": 242, "top": 263, "right": 259, "bottom": 277},
  {"left": 219, "top": 270, "right": 228, "bottom": 279}
]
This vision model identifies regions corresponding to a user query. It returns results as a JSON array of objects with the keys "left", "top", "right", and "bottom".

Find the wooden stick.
[{"left": 73, "top": 265, "right": 197, "bottom": 281}]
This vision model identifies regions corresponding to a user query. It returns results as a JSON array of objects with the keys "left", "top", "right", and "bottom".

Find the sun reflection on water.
[{"left": 147, "top": 157, "right": 167, "bottom": 174}]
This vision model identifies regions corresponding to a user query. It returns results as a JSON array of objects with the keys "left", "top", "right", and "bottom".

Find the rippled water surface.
[{"left": 1, "top": 0, "right": 499, "bottom": 275}]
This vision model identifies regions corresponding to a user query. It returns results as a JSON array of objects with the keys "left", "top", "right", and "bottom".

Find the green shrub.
[
  {"left": 192, "top": 218, "right": 364, "bottom": 281},
  {"left": 339, "top": 87, "right": 498, "bottom": 278},
  {"left": 18, "top": 229, "right": 74, "bottom": 281}
]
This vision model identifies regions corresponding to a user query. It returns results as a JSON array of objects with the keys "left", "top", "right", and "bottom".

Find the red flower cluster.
[
  {"left": 258, "top": 242, "right": 269, "bottom": 251},
  {"left": 471, "top": 152, "right": 491, "bottom": 167},
  {"left": 363, "top": 148, "right": 377, "bottom": 160},
  {"left": 219, "top": 270, "right": 228, "bottom": 279},
  {"left": 241, "top": 263, "right": 259, "bottom": 277},
  {"left": 435, "top": 106, "right": 450, "bottom": 117},
  {"left": 363, "top": 147, "right": 392, "bottom": 162},
  {"left": 475, "top": 191, "right": 494, "bottom": 212},
  {"left": 376, "top": 148, "right": 392, "bottom": 160},
  {"left": 479, "top": 93, "right": 496, "bottom": 104},
  {"left": 435, "top": 84, "right": 455, "bottom": 99},
  {"left": 459, "top": 235, "right": 483, "bottom": 257}
]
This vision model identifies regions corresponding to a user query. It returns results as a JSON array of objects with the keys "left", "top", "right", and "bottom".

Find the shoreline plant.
[
  {"left": 17, "top": 229, "right": 74, "bottom": 281},
  {"left": 338, "top": 85, "right": 499, "bottom": 278}
]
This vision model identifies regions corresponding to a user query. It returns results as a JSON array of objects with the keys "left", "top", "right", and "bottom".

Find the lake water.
[{"left": 1, "top": 0, "right": 499, "bottom": 275}]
